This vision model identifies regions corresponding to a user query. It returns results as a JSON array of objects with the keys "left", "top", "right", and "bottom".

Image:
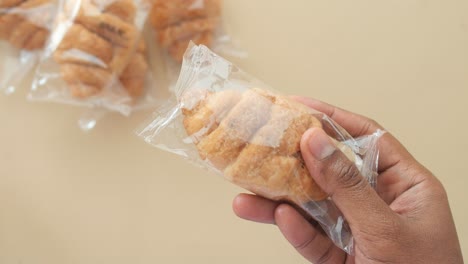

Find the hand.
[{"left": 232, "top": 97, "right": 463, "bottom": 263}]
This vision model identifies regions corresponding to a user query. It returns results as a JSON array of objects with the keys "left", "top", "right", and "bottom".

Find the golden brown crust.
[
  {"left": 196, "top": 89, "right": 273, "bottom": 170},
  {"left": 5, "top": 17, "right": 33, "bottom": 47},
  {"left": 0, "top": 0, "right": 51, "bottom": 50},
  {"left": 119, "top": 52, "right": 148, "bottom": 98},
  {"left": 225, "top": 101, "right": 327, "bottom": 202},
  {"left": 182, "top": 88, "right": 329, "bottom": 203},
  {"left": 76, "top": 12, "right": 138, "bottom": 49},
  {"left": 157, "top": 17, "right": 217, "bottom": 48},
  {"left": 168, "top": 31, "right": 213, "bottom": 63},
  {"left": 0, "top": 0, "right": 26, "bottom": 9},
  {"left": 150, "top": 0, "right": 221, "bottom": 62},
  {"left": 53, "top": 0, "right": 148, "bottom": 100},
  {"left": 0, "top": 14, "right": 20, "bottom": 40},
  {"left": 22, "top": 28, "right": 47, "bottom": 50},
  {"left": 150, "top": 0, "right": 221, "bottom": 29},
  {"left": 61, "top": 64, "right": 113, "bottom": 98},
  {"left": 54, "top": 24, "right": 113, "bottom": 66},
  {"left": 18, "top": 0, "right": 49, "bottom": 8},
  {"left": 182, "top": 89, "right": 243, "bottom": 140},
  {"left": 103, "top": 0, "right": 136, "bottom": 22}
]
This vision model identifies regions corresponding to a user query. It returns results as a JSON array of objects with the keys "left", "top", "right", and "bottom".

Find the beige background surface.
[{"left": 1, "top": 0, "right": 467, "bottom": 263}]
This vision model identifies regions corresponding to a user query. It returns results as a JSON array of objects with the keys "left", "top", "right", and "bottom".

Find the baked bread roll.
[
  {"left": 0, "top": 0, "right": 53, "bottom": 50},
  {"left": 150, "top": 0, "right": 221, "bottom": 62},
  {"left": 53, "top": 0, "right": 147, "bottom": 98},
  {"left": 182, "top": 88, "right": 329, "bottom": 204}
]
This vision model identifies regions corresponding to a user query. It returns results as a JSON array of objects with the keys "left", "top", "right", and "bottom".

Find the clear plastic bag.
[
  {"left": 137, "top": 43, "right": 383, "bottom": 254},
  {"left": 76, "top": 26, "right": 169, "bottom": 132},
  {"left": 0, "top": 0, "right": 57, "bottom": 94},
  {"left": 29, "top": 0, "right": 153, "bottom": 116},
  {"left": 148, "top": 0, "right": 246, "bottom": 88}
]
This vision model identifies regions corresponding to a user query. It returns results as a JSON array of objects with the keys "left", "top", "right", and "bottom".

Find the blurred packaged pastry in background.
[
  {"left": 29, "top": 0, "right": 154, "bottom": 115},
  {"left": 0, "top": 0, "right": 57, "bottom": 94},
  {"left": 148, "top": 0, "right": 245, "bottom": 89}
]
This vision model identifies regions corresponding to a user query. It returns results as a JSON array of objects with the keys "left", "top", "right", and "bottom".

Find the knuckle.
[
  {"left": 359, "top": 117, "right": 381, "bottom": 135},
  {"left": 333, "top": 162, "right": 363, "bottom": 190},
  {"left": 367, "top": 118, "right": 381, "bottom": 129}
]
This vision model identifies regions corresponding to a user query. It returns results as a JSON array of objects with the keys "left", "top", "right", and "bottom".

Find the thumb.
[{"left": 300, "top": 128, "right": 397, "bottom": 231}]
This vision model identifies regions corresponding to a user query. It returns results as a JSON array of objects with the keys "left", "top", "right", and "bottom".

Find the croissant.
[
  {"left": 150, "top": 0, "right": 221, "bottom": 62},
  {"left": 182, "top": 88, "right": 329, "bottom": 204},
  {"left": 0, "top": 0, "right": 53, "bottom": 50},
  {"left": 53, "top": 0, "right": 147, "bottom": 99}
]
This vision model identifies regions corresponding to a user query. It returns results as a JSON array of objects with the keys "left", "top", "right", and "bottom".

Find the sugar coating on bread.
[
  {"left": 182, "top": 88, "right": 329, "bottom": 203},
  {"left": 182, "top": 89, "right": 243, "bottom": 140},
  {"left": 196, "top": 89, "right": 273, "bottom": 170},
  {"left": 225, "top": 97, "right": 327, "bottom": 202}
]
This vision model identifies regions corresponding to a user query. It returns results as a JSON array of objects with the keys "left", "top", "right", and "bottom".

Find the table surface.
[{"left": 1, "top": 0, "right": 467, "bottom": 263}]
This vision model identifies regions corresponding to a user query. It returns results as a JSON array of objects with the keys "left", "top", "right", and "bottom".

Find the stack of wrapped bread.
[
  {"left": 53, "top": 0, "right": 148, "bottom": 99},
  {"left": 1, "top": 0, "right": 226, "bottom": 111}
]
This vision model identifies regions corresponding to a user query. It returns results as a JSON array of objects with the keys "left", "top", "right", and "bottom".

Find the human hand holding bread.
[
  {"left": 138, "top": 44, "right": 463, "bottom": 261},
  {"left": 1, "top": 0, "right": 463, "bottom": 260},
  {"left": 233, "top": 97, "right": 464, "bottom": 263},
  {"left": 139, "top": 44, "right": 384, "bottom": 252}
]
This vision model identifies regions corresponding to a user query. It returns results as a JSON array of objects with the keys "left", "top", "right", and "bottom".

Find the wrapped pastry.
[
  {"left": 0, "top": 0, "right": 56, "bottom": 94},
  {"left": 0, "top": 0, "right": 54, "bottom": 50},
  {"left": 183, "top": 88, "right": 328, "bottom": 203},
  {"left": 138, "top": 44, "right": 383, "bottom": 254},
  {"left": 53, "top": 0, "right": 145, "bottom": 99},
  {"left": 30, "top": 0, "right": 152, "bottom": 115},
  {"left": 149, "top": 0, "right": 221, "bottom": 62}
]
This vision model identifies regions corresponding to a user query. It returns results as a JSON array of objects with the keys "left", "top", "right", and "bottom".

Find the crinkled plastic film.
[
  {"left": 148, "top": 0, "right": 246, "bottom": 87},
  {"left": 138, "top": 44, "right": 383, "bottom": 254},
  {"left": 29, "top": 0, "right": 153, "bottom": 115},
  {"left": 0, "top": 0, "right": 57, "bottom": 94}
]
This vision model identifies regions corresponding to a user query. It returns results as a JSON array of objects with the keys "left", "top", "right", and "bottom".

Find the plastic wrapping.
[
  {"left": 138, "top": 43, "right": 383, "bottom": 254},
  {"left": 0, "top": 0, "right": 57, "bottom": 94},
  {"left": 150, "top": 0, "right": 220, "bottom": 62},
  {"left": 29, "top": 0, "right": 153, "bottom": 116},
  {"left": 148, "top": 0, "right": 246, "bottom": 86}
]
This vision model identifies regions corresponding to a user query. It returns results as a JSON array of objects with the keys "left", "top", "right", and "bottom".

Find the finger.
[
  {"left": 301, "top": 128, "right": 399, "bottom": 231},
  {"left": 292, "top": 96, "right": 414, "bottom": 173},
  {"left": 292, "top": 96, "right": 381, "bottom": 137},
  {"left": 275, "top": 204, "right": 346, "bottom": 263},
  {"left": 232, "top": 194, "right": 278, "bottom": 224},
  {"left": 293, "top": 96, "right": 424, "bottom": 204}
]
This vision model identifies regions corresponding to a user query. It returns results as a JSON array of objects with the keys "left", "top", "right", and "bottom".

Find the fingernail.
[{"left": 307, "top": 129, "right": 336, "bottom": 160}]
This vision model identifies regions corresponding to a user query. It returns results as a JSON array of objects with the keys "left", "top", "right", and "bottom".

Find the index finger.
[
  {"left": 292, "top": 96, "right": 381, "bottom": 137},
  {"left": 292, "top": 96, "right": 414, "bottom": 173}
]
